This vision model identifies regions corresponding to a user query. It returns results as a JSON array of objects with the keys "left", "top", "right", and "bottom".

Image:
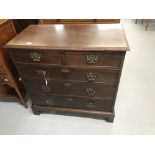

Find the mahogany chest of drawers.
[{"left": 5, "top": 24, "right": 129, "bottom": 122}]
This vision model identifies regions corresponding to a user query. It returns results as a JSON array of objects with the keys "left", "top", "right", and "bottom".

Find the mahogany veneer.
[{"left": 5, "top": 24, "right": 129, "bottom": 122}]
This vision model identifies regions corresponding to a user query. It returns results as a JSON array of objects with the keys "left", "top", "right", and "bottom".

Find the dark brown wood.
[
  {"left": 15, "top": 64, "right": 120, "bottom": 83},
  {"left": 39, "top": 19, "right": 120, "bottom": 24},
  {"left": 9, "top": 49, "right": 62, "bottom": 64},
  {"left": 0, "top": 19, "right": 27, "bottom": 107},
  {"left": 12, "top": 19, "right": 38, "bottom": 34},
  {"left": 5, "top": 24, "right": 129, "bottom": 51},
  {"left": 24, "top": 79, "right": 116, "bottom": 98},
  {"left": 30, "top": 94, "right": 114, "bottom": 112},
  {"left": 32, "top": 104, "right": 115, "bottom": 122},
  {"left": 5, "top": 24, "right": 129, "bottom": 122},
  {"left": 65, "top": 52, "right": 124, "bottom": 67},
  {"left": 9, "top": 49, "right": 124, "bottom": 67}
]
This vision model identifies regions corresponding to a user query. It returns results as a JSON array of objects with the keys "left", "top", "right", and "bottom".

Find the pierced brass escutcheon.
[
  {"left": 86, "top": 72, "right": 96, "bottom": 81},
  {"left": 61, "top": 68, "right": 70, "bottom": 73},
  {"left": 86, "top": 101, "right": 96, "bottom": 108},
  {"left": 86, "top": 88, "right": 95, "bottom": 96},
  {"left": 46, "top": 99, "right": 54, "bottom": 105},
  {"left": 66, "top": 97, "right": 73, "bottom": 102},
  {"left": 64, "top": 82, "right": 72, "bottom": 87},
  {"left": 42, "top": 85, "right": 50, "bottom": 93},
  {"left": 86, "top": 55, "right": 98, "bottom": 64},
  {"left": 30, "top": 52, "right": 41, "bottom": 62}
]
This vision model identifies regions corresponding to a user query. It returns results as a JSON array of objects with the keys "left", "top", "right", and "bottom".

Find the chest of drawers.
[{"left": 5, "top": 24, "right": 129, "bottom": 122}]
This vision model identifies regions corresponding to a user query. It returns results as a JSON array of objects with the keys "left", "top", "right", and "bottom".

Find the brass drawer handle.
[
  {"left": 86, "top": 88, "right": 95, "bottom": 96},
  {"left": 42, "top": 85, "right": 50, "bottom": 93},
  {"left": 64, "top": 82, "right": 72, "bottom": 87},
  {"left": 46, "top": 99, "right": 54, "bottom": 105},
  {"left": 86, "top": 55, "right": 98, "bottom": 64},
  {"left": 30, "top": 52, "right": 41, "bottom": 62},
  {"left": 86, "top": 102, "right": 96, "bottom": 108},
  {"left": 86, "top": 72, "right": 96, "bottom": 81},
  {"left": 61, "top": 68, "right": 70, "bottom": 73},
  {"left": 37, "top": 70, "right": 48, "bottom": 85}
]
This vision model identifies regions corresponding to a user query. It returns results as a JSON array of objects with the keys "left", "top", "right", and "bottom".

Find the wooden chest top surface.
[{"left": 5, "top": 24, "right": 129, "bottom": 51}]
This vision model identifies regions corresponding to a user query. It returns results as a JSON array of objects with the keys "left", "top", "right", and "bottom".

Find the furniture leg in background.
[{"left": 0, "top": 19, "right": 28, "bottom": 108}]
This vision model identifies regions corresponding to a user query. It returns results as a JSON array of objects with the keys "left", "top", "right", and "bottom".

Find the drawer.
[
  {"left": 65, "top": 52, "right": 124, "bottom": 67},
  {"left": 30, "top": 94, "right": 114, "bottom": 112},
  {"left": 0, "top": 74, "right": 9, "bottom": 84},
  {"left": 9, "top": 49, "right": 62, "bottom": 65},
  {"left": 25, "top": 80, "right": 116, "bottom": 98},
  {"left": 17, "top": 64, "right": 120, "bottom": 83}
]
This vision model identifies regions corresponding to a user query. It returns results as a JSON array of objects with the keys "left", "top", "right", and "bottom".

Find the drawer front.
[
  {"left": 9, "top": 49, "right": 62, "bottom": 64},
  {"left": 65, "top": 52, "right": 124, "bottom": 67},
  {"left": 30, "top": 94, "right": 114, "bottom": 112},
  {"left": 25, "top": 80, "right": 116, "bottom": 98},
  {"left": 17, "top": 64, "right": 120, "bottom": 83},
  {"left": 0, "top": 74, "right": 9, "bottom": 84}
]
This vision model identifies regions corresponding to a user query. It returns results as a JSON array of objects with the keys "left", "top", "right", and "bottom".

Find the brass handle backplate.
[
  {"left": 30, "top": 52, "right": 41, "bottom": 62},
  {"left": 86, "top": 88, "right": 95, "bottom": 96},
  {"left": 86, "top": 72, "right": 96, "bottom": 81},
  {"left": 86, "top": 55, "right": 98, "bottom": 64},
  {"left": 86, "top": 102, "right": 96, "bottom": 108},
  {"left": 46, "top": 99, "right": 54, "bottom": 105}
]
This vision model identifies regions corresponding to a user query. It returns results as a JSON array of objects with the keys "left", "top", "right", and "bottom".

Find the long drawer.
[
  {"left": 17, "top": 64, "right": 120, "bottom": 83},
  {"left": 24, "top": 80, "right": 116, "bottom": 98},
  {"left": 30, "top": 94, "right": 114, "bottom": 112},
  {"left": 9, "top": 49, "right": 124, "bottom": 67}
]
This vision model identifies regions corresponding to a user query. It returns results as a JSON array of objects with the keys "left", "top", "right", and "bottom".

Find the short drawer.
[
  {"left": 65, "top": 52, "right": 124, "bottom": 67},
  {"left": 17, "top": 64, "right": 120, "bottom": 83},
  {"left": 30, "top": 94, "right": 114, "bottom": 112},
  {"left": 9, "top": 49, "right": 62, "bottom": 65},
  {"left": 24, "top": 80, "right": 116, "bottom": 98}
]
